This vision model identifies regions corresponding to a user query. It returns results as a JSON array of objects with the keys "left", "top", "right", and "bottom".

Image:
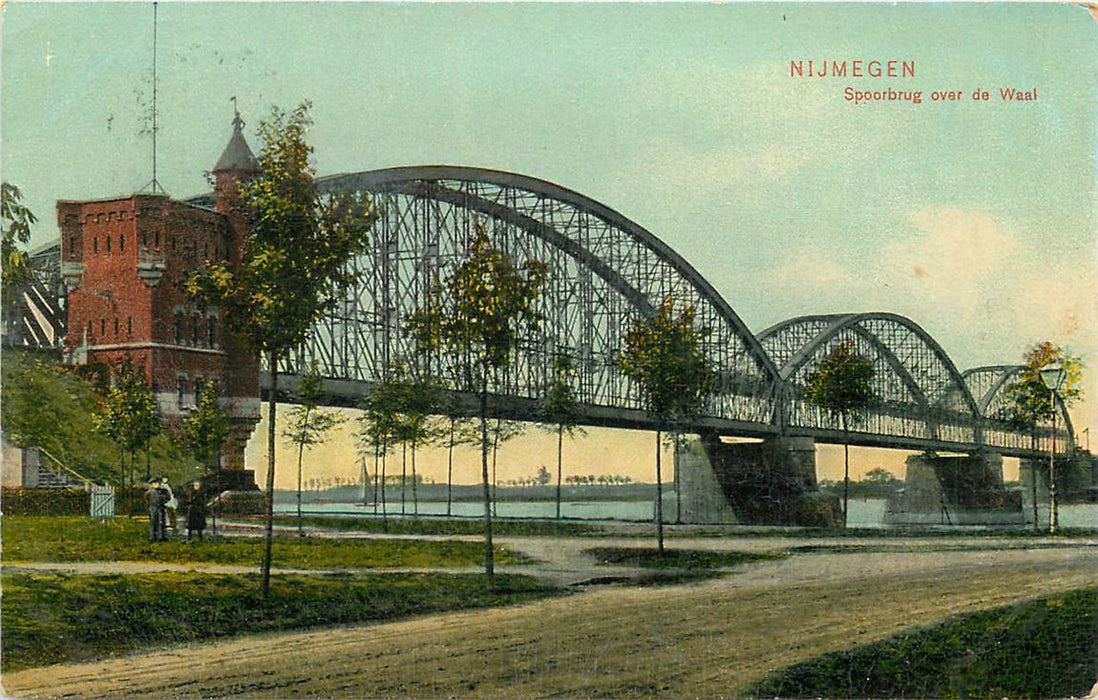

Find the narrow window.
[
  {"left": 192, "top": 313, "right": 200, "bottom": 346},
  {"left": 120, "top": 234, "right": 125, "bottom": 252},
  {"left": 142, "top": 232, "right": 148, "bottom": 247},
  {"left": 106, "top": 235, "right": 111, "bottom": 253},
  {"left": 93, "top": 237, "right": 98, "bottom": 254},
  {"left": 69, "top": 234, "right": 76, "bottom": 255},
  {"left": 100, "top": 319, "right": 106, "bottom": 336},
  {"left": 174, "top": 311, "right": 183, "bottom": 343},
  {"left": 208, "top": 317, "right": 217, "bottom": 347},
  {"left": 154, "top": 231, "right": 160, "bottom": 248},
  {"left": 194, "top": 378, "right": 204, "bottom": 404},
  {"left": 177, "top": 377, "right": 187, "bottom": 408},
  {"left": 113, "top": 318, "right": 119, "bottom": 336}
]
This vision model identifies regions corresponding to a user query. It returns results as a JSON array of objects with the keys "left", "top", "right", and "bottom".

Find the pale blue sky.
[{"left": 3, "top": 2, "right": 1095, "bottom": 481}]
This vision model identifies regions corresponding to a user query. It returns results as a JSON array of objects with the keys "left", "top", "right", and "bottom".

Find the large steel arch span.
[
  {"left": 960, "top": 365, "right": 1075, "bottom": 456},
  {"left": 278, "top": 165, "right": 782, "bottom": 430},
  {"left": 757, "top": 313, "right": 989, "bottom": 451}
]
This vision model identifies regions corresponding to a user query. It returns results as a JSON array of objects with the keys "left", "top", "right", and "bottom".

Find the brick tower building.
[{"left": 60, "top": 115, "right": 262, "bottom": 489}]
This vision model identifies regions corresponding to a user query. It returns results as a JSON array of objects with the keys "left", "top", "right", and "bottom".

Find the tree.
[
  {"left": 180, "top": 381, "right": 231, "bottom": 474},
  {"left": 179, "top": 381, "right": 231, "bottom": 531},
  {"left": 283, "top": 362, "right": 344, "bottom": 536},
  {"left": 408, "top": 224, "right": 547, "bottom": 579},
  {"left": 388, "top": 361, "right": 445, "bottom": 516},
  {"left": 619, "top": 298, "right": 713, "bottom": 554},
  {"left": 863, "top": 467, "right": 895, "bottom": 485},
  {"left": 92, "top": 363, "right": 161, "bottom": 514},
  {"left": 803, "top": 340, "right": 875, "bottom": 528},
  {"left": 188, "top": 102, "right": 375, "bottom": 597},
  {"left": 1006, "top": 341, "right": 1084, "bottom": 532},
  {"left": 539, "top": 352, "right": 584, "bottom": 519},
  {"left": 357, "top": 371, "right": 403, "bottom": 528},
  {"left": 536, "top": 465, "right": 552, "bottom": 486},
  {"left": 1, "top": 182, "right": 37, "bottom": 293}
]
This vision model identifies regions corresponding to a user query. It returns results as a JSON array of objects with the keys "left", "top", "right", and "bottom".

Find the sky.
[{"left": 2, "top": 2, "right": 1095, "bottom": 488}]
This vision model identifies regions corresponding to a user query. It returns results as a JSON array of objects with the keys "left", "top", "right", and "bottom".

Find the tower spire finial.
[{"left": 230, "top": 96, "right": 244, "bottom": 133}]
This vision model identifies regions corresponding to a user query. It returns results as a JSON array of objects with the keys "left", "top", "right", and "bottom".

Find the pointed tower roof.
[{"left": 214, "top": 111, "right": 260, "bottom": 173}]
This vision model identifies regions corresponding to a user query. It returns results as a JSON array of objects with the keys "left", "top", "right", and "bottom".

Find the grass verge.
[
  {"left": 270, "top": 513, "right": 600, "bottom": 537},
  {"left": 3, "top": 516, "right": 528, "bottom": 568},
  {"left": 1, "top": 571, "right": 560, "bottom": 672},
  {"left": 585, "top": 547, "right": 783, "bottom": 570},
  {"left": 745, "top": 587, "right": 1097, "bottom": 699}
]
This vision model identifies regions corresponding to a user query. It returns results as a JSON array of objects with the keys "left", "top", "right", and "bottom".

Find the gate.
[{"left": 90, "top": 484, "right": 115, "bottom": 519}]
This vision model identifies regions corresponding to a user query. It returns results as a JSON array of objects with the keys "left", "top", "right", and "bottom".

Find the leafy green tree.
[
  {"left": 1006, "top": 341, "right": 1084, "bottom": 532},
  {"left": 283, "top": 362, "right": 344, "bottom": 536},
  {"left": 92, "top": 363, "right": 161, "bottom": 513},
  {"left": 803, "top": 340, "right": 875, "bottom": 528},
  {"left": 179, "top": 381, "right": 231, "bottom": 474},
  {"left": 382, "top": 360, "right": 445, "bottom": 516},
  {"left": 409, "top": 225, "right": 547, "bottom": 579},
  {"left": 188, "top": 101, "right": 375, "bottom": 596},
  {"left": 357, "top": 370, "right": 403, "bottom": 526},
  {"left": 619, "top": 298, "right": 713, "bottom": 554},
  {"left": 179, "top": 380, "right": 231, "bottom": 530},
  {"left": 536, "top": 465, "right": 552, "bottom": 486},
  {"left": 539, "top": 352, "right": 585, "bottom": 519},
  {"left": 1, "top": 182, "right": 37, "bottom": 293}
]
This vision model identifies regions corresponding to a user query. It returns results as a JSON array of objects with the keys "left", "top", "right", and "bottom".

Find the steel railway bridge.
[{"left": 17, "top": 165, "right": 1074, "bottom": 461}]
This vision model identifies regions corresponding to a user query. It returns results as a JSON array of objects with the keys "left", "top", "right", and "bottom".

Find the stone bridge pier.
[
  {"left": 678, "top": 434, "right": 841, "bottom": 526},
  {"left": 884, "top": 452, "right": 1024, "bottom": 526}
]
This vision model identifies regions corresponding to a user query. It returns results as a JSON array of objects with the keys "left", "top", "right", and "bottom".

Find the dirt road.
[{"left": 6, "top": 544, "right": 1096, "bottom": 699}]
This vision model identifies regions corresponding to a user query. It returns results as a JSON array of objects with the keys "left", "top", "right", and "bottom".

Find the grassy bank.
[
  {"left": 2, "top": 571, "right": 560, "bottom": 672},
  {"left": 587, "top": 546, "right": 783, "bottom": 570},
  {"left": 747, "top": 587, "right": 1097, "bottom": 699},
  {"left": 272, "top": 514, "right": 600, "bottom": 537},
  {"left": 3, "top": 516, "right": 529, "bottom": 568}
]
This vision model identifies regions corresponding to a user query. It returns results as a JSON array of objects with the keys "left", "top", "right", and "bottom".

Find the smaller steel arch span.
[
  {"left": 764, "top": 315, "right": 930, "bottom": 409},
  {"left": 317, "top": 166, "right": 782, "bottom": 384},
  {"left": 966, "top": 365, "right": 1077, "bottom": 446},
  {"left": 962, "top": 365, "right": 1024, "bottom": 416},
  {"left": 758, "top": 312, "right": 982, "bottom": 419}
]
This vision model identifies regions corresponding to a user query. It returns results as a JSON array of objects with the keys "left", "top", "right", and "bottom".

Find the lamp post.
[{"left": 1039, "top": 365, "right": 1066, "bottom": 534}]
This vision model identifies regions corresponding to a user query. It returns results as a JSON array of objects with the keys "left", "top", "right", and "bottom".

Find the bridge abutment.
[
  {"left": 680, "top": 434, "right": 840, "bottom": 526},
  {"left": 885, "top": 452, "right": 1024, "bottom": 526}
]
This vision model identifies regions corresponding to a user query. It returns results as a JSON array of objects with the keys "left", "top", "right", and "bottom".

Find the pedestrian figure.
[
  {"left": 161, "top": 477, "right": 178, "bottom": 535},
  {"left": 186, "top": 482, "right": 208, "bottom": 541},
  {"left": 147, "top": 479, "right": 167, "bottom": 542}
]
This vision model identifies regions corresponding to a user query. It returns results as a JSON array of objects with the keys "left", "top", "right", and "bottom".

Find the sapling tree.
[
  {"left": 408, "top": 225, "right": 546, "bottom": 579},
  {"left": 283, "top": 362, "right": 344, "bottom": 536},
  {"left": 179, "top": 381, "right": 231, "bottom": 530},
  {"left": 619, "top": 298, "right": 713, "bottom": 554},
  {"left": 92, "top": 362, "right": 161, "bottom": 514},
  {"left": 188, "top": 101, "right": 375, "bottom": 596},
  {"left": 803, "top": 340, "right": 875, "bottom": 528},
  {"left": 538, "top": 352, "right": 584, "bottom": 519},
  {"left": 1006, "top": 341, "right": 1084, "bottom": 532}
]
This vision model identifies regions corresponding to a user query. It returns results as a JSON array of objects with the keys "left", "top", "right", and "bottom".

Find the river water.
[{"left": 276, "top": 497, "right": 1097, "bottom": 529}]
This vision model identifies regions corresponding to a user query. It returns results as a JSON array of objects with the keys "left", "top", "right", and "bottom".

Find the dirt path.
[{"left": 6, "top": 545, "right": 1096, "bottom": 699}]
